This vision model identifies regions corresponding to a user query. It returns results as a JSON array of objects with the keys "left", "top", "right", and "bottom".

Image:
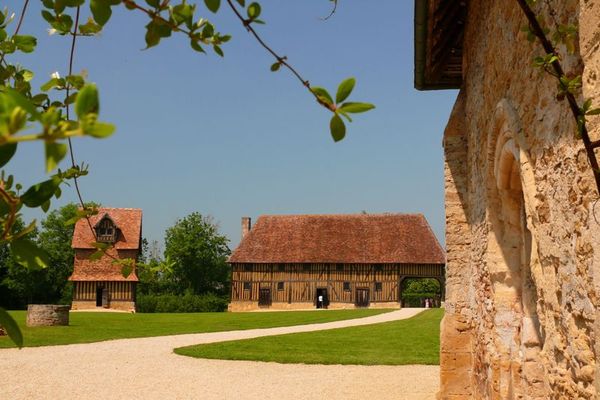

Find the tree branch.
[
  {"left": 224, "top": 0, "right": 333, "bottom": 111},
  {"left": 517, "top": 0, "right": 600, "bottom": 194}
]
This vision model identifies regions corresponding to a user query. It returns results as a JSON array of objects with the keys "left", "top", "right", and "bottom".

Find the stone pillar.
[{"left": 439, "top": 91, "right": 474, "bottom": 399}]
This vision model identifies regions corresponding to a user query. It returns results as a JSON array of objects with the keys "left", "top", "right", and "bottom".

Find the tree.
[{"left": 164, "top": 213, "right": 230, "bottom": 295}]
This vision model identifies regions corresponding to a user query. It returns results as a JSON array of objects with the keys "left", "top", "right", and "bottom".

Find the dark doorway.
[
  {"left": 258, "top": 288, "right": 272, "bottom": 307},
  {"left": 316, "top": 288, "right": 329, "bottom": 309},
  {"left": 96, "top": 286, "right": 103, "bottom": 307},
  {"left": 355, "top": 288, "right": 370, "bottom": 307}
]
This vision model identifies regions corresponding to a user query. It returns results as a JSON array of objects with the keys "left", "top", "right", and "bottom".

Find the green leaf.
[
  {"left": 121, "top": 263, "right": 133, "bottom": 278},
  {"left": 21, "top": 177, "right": 62, "bottom": 208},
  {"left": 45, "top": 142, "right": 68, "bottom": 172},
  {"left": 0, "top": 144, "right": 17, "bottom": 168},
  {"left": 311, "top": 87, "right": 333, "bottom": 105},
  {"left": 0, "top": 308, "right": 22, "bottom": 348},
  {"left": 270, "top": 62, "right": 281, "bottom": 72},
  {"left": 79, "top": 113, "right": 115, "bottom": 138},
  {"left": 145, "top": 0, "right": 161, "bottom": 7},
  {"left": 213, "top": 45, "right": 224, "bottom": 57},
  {"left": 78, "top": 17, "right": 102, "bottom": 35},
  {"left": 236, "top": 0, "right": 245, "bottom": 6},
  {"left": 190, "top": 39, "right": 205, "bottom": 53},
  {"left": 11, "top": 238, "right": 50, "bottom": 269},
  {"left": 144, "top": 20, "right": 172, "bottom": 49},
  {"left": 587, "top": 108, "right": 600, "bottom": 116},
  {"left": 90, "top": 0, "right": 112, "bottom": 26},
  {"left": 89, "top": 250, "right": 104, "bottom": 261},
  {"left": 204, "top": 0, "right": 221, "bottom": 13},
  {"left": 75, "top": 84, "right": 99, "bottom": 118},
  {"left": 13, "top": 35, "right": 37, "bottom": 53},
  {"left": 41, "top": 77, "right": 63, "bottom": 92},
  {"left": 336, "top": 77, "right": 355, "bottom": 104},
  {"left": 339, "top": 102, "right": 375, "bottom": 114},
  {"left": 247, "top": 2, "right": 261, "bottom": 19},
  {"left": 330, "top": 114, "right": 346, "bottom": 142}
]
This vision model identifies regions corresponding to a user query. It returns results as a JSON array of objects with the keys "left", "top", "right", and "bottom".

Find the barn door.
[
  {"left": 101, "top": 288, "right": 109, "bottom": 308},
  {"left": 258, "top": 288, "right": 272, "bottom": 307},
  {"left": 355, "top": 288, "right": 369, "bottom": 307}
]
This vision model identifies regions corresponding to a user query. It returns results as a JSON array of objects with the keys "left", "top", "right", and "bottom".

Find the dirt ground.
[{"left": 1, "top": 308, "right": 439, "bottom": 400}]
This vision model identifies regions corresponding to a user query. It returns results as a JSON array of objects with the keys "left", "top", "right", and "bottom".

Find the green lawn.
[
  {"left": 175, "top": 308, "right": 443, "bottom": 365},
  {"left": 0, "top": 309, "right": 390, "bottom": 348}
]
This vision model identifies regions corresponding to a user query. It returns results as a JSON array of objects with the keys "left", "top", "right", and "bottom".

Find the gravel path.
[{"left": 1, "top": 308, "right": 439, "bottom": 400}]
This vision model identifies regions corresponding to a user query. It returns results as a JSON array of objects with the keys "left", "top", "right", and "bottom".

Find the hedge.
[
  {"left": 401, "top": 292, "right": 441, "bottom": 308},
  {"left": 136, "top": 293, "right": 228, "bottom": 313}
]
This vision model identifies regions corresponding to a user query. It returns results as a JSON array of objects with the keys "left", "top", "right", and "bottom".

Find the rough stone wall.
[{"left": 439, "top": 1, "right": 600, "bottom": 399}]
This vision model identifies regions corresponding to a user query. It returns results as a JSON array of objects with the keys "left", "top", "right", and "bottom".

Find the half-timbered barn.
[
  {"left": 228, "top": 214, "right": 445, "bottom": 311},
  {"left": 69, "top": 208, "right": 142, "bottom": 312}
]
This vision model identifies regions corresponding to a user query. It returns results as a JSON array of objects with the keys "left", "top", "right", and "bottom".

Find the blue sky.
[{"left": 9, "top": 0, "right": 457, "bottom": 250}]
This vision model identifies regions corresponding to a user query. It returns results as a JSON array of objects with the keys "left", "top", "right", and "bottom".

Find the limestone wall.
[{"left": 440, "top": 1, "right": 600, "bottom": 398}]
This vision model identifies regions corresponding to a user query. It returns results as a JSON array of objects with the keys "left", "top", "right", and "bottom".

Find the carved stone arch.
[{"left": 484, "top": 99, "right": 548, "bottom": 399}]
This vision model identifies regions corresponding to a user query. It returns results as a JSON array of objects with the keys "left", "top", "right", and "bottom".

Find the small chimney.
[{"left": 241, "top": 217, "right": 252, "bottom": 239}]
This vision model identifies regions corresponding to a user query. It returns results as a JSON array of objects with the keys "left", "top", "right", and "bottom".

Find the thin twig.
[
  {"left": 517, "top": 0, "right": 600, "bottom": 194},
  {"left": 64, "top": 6, "right": 97, "bottom": 240},
  {"left": 14, "top": 0, "right": 30, "bottom": 35},
  {"left": 320, "top": 0, "right": 338, "bottom": 21},
  {"left": 224, "top": 0, "right": 334, "bottom": 111}
]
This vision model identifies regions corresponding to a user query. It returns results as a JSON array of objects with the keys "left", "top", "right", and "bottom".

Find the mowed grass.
[
  {"left": 0, "top": 309, "right": 390, "bottom": 348},
  {"left": 175, "top": 308, "right": 443, "bottom": 365}
]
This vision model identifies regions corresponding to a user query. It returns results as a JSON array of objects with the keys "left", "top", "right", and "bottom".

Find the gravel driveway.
[{"left": 1, "top": 308, "right": 439, "bottom": 400}]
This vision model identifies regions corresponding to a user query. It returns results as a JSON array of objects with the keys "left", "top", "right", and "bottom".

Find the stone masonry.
[{"left": 439, "top": 1, "right": 600, "bottom": 399}]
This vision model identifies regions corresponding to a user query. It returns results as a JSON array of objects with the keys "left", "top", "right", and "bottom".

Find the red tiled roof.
[
  {"left": 72, "top": 208, "right": 142, "bottom": 250},
  {"left": 229, "top": 214, "right": 445, "bottom": 264},
  {"left": 69, "top": 248, "right": 139, "bottom": 282}
]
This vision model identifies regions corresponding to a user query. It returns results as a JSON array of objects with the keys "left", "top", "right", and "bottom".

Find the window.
[
  {"left": 244, "top": 264, "right": 252, "bottom": 272},
  {"left": 336, "top": 264, "right": 344, "bottom": 271},
  {"left": 343, "top": 282, "right": 350, "bottom": 291},
  {"left": 302, "top": 264, "right": 310, "bottom": 271},
  {"left": 277, "top": 282, "right": 284, "bottom": 291},
  {"left": 243, "top": 282, "right": 251, "bottom": 290},
  {"left": 374, "top": 264, "right": 383, "bottom": 272},
  {"left": 375, "top": 282, "right": 383, "bottom": 292},
  {"left": 95, "top": 218, "right": 117, "bottom": 243},
  {"left": 278, "top": 264, "right": 285, "bottom": 272}
]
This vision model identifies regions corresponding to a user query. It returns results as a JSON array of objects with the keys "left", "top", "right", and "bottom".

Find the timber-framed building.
[
  {"left": 69, "top": 208, "right": 142, "bottom": 312},
  {"left": 228, "top": 214, "right": 445, "bottom": 311}
]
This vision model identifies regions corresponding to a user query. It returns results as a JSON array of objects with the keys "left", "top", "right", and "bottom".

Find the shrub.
[
  {"left": 401, "top": 292, "right": 440, "bottom": 308},
  {"left": 136, "top": 293, "right": 228, "bottom": 313}
]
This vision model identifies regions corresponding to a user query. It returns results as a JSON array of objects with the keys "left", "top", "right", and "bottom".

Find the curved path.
[{"left": 1, "top": 308, "right": 439, "bottom": 400}]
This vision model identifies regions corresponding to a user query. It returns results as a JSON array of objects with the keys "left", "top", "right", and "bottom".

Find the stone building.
[
  {"left": 415, "top": 0, "right": 600, "bottom": 398},
  {"left": 228, "top": 214, "right": 445, "bottom": 311},
  {"left": 69, "top": 208, "right": 142, "bottom": 312}
]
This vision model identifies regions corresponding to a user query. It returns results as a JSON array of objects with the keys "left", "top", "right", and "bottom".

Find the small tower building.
[{"left": 69, "top": 208, "right": 142, "bottom": 312}]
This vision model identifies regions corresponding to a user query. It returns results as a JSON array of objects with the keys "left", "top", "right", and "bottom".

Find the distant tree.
[
  {"left": 36, "top": 203, "right": 83, "bottom": 304},
  {"left": 402, "top": 278, "right": 441, "bottom": 294},
  {"left": 164, "top": 213, "right": 230, "bottom": 295}
]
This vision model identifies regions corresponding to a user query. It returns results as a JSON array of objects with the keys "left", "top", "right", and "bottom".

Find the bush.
[
  {"left": 401, "top": 292, "right": 440, "bottom": 308},
  {"left": 136, "top": 293, "right": 228, "bottom": 313}
]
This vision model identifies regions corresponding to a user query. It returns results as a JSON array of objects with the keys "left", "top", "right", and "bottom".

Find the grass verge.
[
  {"left": 0, "top": 309, "right": 390, "bottom": 348},
  {"left": 175, "top": 308, "right": 443, "bottom": 365}
]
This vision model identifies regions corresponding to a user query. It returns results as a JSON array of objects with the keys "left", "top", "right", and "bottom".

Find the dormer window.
[{"left": 95, "top": 216, "right": 118, "bottom": 243}]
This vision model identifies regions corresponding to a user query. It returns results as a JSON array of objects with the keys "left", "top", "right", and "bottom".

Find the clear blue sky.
[{"left": 10, "top": 0, "right": 457, "bottom": 250}]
